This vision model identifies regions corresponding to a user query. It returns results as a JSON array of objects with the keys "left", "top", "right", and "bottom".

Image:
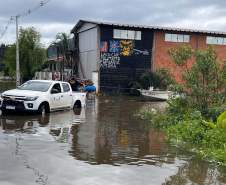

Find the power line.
[
  {"left": 17, "top": 0, "right": 51, "bottom": 18},
  {"left": 15, "top": 0, "right": 51, "bottom": 86},
  {"left": 0, "top": 0, "right": 51, "bottom": 42},
  {"left": 0, "top": 17, "right": 14, "bottom": 41},
  {"left": 0, "top": 0, "right": 51, "bottom": 86}
]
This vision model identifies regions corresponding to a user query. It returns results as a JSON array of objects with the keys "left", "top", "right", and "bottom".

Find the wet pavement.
[{"left": 0, "top": 82, "right": 226, "bottom": 185}]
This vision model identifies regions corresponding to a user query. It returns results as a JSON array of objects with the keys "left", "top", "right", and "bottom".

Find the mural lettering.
[
  {"left": 120, "top": 40, "right": 134, "bottom": 56},
  {"left": 100, "top": 53, "right": 120, "bottom": 69}
]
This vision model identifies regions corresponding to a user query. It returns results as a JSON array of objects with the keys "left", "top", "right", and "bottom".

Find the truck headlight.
[{"left": 25, "top": 96, "right": 39, "bottom": 101}]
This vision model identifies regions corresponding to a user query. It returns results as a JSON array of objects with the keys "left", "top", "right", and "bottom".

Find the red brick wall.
[{"left": 153, "top": 31, "right": 226, "bottom": 83}]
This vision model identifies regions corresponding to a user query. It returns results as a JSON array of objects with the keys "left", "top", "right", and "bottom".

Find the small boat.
[{"left": 138, "top": 87, "right": 173, "bottom": 101}]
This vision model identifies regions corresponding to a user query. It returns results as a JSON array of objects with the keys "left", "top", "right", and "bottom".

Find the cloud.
[{"left": 1, "top": 0, "right": 226, "bottom": 46}]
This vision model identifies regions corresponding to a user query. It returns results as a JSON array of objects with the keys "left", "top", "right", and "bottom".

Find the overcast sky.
[{"left": 1, "top": 0, "right": 226, "bottom": 47}]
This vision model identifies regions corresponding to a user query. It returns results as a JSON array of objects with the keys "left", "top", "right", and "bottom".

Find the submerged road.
[{"left": 0, "top": 82, "right": 225, "bottom": 185}]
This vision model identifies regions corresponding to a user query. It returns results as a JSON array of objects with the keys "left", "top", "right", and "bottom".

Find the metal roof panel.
[{"left": 71, "top": 19, "right": 226, "bottom": 36}]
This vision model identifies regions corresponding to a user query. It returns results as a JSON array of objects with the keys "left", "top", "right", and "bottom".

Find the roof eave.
[
  {"left": 71, "top": 20, "right": 86, "bottom": 33},
  {"left": 71, "top": 19, "right": 226, "bottom": 36}
]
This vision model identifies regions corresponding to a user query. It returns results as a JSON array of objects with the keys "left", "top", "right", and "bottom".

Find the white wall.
[
  {"left": 77, "top": 23, "right": 97, "bottom": 33},
  {"left": 78, "top": 24, "right": 99, "bottom": 81}
]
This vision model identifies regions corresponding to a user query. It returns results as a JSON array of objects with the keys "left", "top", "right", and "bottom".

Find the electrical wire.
[
  {"left": 17, "top": 0, "right": 51, "bottom": 18},
  {"left": 0, "top": 0, "right": 51, "bottom": 42},
  {"left": 0, "top": 17, "right": 14, "bottom": 40}
]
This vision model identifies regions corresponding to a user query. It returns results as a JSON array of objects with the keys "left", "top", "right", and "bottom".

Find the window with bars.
[
  {"left": 113, "top": 29, "right": 142, "bottom": 40},
  {"left": 206, "top": 36, "right": 226, "bottom": 45},
  {"left": 165, "top": 33, "right": 190, "bottom": 43}
]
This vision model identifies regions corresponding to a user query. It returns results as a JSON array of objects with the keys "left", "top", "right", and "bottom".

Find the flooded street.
[{"left": 0, "top": 82, "right": 226, "bottom": 185}]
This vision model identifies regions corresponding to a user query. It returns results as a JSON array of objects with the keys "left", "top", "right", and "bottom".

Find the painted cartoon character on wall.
[{"left": 120, "top": 40, "right": 134, "bottom": 56}]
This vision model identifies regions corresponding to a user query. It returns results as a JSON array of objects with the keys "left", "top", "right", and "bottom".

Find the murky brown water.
[{"left": 0, "top": 82, "right": 226, "bottom": 185}]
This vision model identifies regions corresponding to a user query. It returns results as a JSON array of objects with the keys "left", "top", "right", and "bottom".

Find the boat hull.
[{"left": 139, "top": 90, "right": 172, "bottom": 101}]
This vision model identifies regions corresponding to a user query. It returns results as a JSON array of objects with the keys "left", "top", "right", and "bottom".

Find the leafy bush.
[
  {"left": 166, "top": 118, "right": 226, "bottom": 164},
  {"left": 138, "top": 68, "right": 175, "bottom": 90}
]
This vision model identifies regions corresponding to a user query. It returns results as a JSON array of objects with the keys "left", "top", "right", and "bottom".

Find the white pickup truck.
[{"left": 0, "top": 80, "right": 86, "bottom": 115}]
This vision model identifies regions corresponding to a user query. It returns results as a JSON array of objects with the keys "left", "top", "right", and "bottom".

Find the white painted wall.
[
  {"left": 77, "top": 23, "right": 97, "bottom": 33},
  {"left": 78, "top": 24, "right": 99, "bottom": 81},
  {"left": 92, "top": 71, "right": 99, "bottom": 93}
]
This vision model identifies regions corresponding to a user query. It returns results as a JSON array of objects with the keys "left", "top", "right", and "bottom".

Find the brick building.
[
  {"left": 71, "top": 20, "right": 226, "bottom": 92},
  {"left": 153, "top": 31, "right": 226, "bottom": 83}
]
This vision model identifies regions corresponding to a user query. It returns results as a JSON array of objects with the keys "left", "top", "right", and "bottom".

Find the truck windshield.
[{"left": 17, "top": 81, "right": 52, "bottom": 92}]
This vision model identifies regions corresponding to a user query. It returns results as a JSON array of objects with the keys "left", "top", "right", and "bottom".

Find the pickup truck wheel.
[
  {"left": 38, "top": 104, "right": 47, "bottom": 116},
  {"left": 73, "top": 101, "right": 81, "bottom": 109}
]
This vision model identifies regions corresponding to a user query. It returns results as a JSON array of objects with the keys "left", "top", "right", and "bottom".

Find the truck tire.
[
  {"left": 38, "top": 104, "right": 48, "bottom": 116},
  {"left": 73, "top": 101, "right": 81, "bottom": 109}
]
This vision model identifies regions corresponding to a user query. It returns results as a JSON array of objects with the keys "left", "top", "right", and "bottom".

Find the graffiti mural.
[
  {"left": 120, "top": 40, "right": 134, "bottom": 56},
  {"left": 100, "top": 53, "right": 120, "bottom": 69},
  {"left": 100, "top": 41, "right": 108, "bottom": 52},
  {"left": 133, "top": 48, "right": 149, "bottom": 55},
  {"left": 109, "top": 40, "right": 120, "bottom": 53}
]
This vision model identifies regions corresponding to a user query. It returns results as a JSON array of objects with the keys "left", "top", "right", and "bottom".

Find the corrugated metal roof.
[{"left": 71, "top": 19, "right": 226, "bottom": 36}]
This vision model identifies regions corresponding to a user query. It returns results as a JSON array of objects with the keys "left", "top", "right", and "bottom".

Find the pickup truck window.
[
  {"left": 62, "top": 83, "right": 70, "bottom": 92},
  {"left": 51, "top": 83, "right": 62, "bottom": 94},
  {"left": 17, "top": 81, "right": 52, "bottom": 92}
]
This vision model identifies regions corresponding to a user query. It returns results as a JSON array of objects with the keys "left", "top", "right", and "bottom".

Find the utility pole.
[{"left": 16, "top": 15, "right": 20, "bottom": 87}]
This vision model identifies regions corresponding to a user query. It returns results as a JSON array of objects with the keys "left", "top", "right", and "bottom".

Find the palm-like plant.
[{"left": 55, "top": 32, "right": 70, "bottom": 80}]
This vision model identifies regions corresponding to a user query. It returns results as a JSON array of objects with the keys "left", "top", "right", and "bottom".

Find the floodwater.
[{"left": 0, "top": 82, "right": 226, "bottom": 185}]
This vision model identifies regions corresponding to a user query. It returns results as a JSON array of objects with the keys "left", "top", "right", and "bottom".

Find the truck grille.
[
  {"left": 2, "top": 99, "right": 25, "bottom": 110},
  {"left": 3, "top": 99, "right": 23, "bottom": 106}
]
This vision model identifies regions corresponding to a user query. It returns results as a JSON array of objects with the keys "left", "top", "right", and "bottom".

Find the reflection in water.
[
  {"left": 0, "top": 114, "right": 48, "bottom": 134},
  {"left": 69, "top": 97, "right": 174, "bottom": 166},
  {"left": 0, "top": 96, "right": 225, "bottom": 185},
  {"left": 164, "top": 158, "right": 226, "bottom": 185}
]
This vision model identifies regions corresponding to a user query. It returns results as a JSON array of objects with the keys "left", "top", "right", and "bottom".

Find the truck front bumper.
[{"left": 0, "top": 99, "right": 39, "bottom": 113}]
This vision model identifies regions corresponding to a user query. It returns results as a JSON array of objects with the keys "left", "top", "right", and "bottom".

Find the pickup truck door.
[
  {"left": 50, "top": 83, "right": 62, "bottom": 110},
  {"left": 61, "top": 83, "right": 73, "bottom": 108}
]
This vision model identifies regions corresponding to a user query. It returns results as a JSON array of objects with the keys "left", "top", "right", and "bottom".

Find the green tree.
[
  {"left": 169, "top": 45, "right": 225, "bottom": 114},
  {"left": 4, "top": 44, "right": 16, "bottom": 76},
  {"left": 4, "top": 27, "right": 46, "bottom": 81},
  {"left": 168, "top": 45, "right": 193, "bottom": 68}
]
